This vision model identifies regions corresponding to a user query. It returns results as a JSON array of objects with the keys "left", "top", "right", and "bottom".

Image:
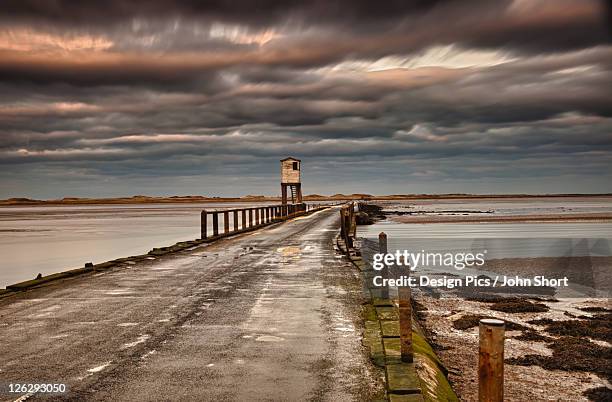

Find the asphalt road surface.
[{"left": 0, "top": 208, "right": 381, "bottom": 401}]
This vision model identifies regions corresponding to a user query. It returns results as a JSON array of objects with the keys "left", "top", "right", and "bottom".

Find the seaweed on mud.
[
  {"left": 583, "top": 386, "right": 612, "bottom": 402},
  {"left": 526, "top": 313, "right": 612, "bottom": 342},
  {"left": 356, "top": 203, "right": 386, "bottom": 221},
  {"left": 465, "top": 295, "right": 556, "bottom": 304},
  {"left": 542, "top": 314, "right": 612, "bottom": 342},
  {"left": 588, "top": 312, "right": 612, "bottom": 321},
  {"left": 512, "top": 330, "right": 552, "bottom": 342},
  {"left": 579, "top": 306, "right": 611, "bottom": 313},
  {"left": 527, "top": 318, "right": 555, "bottom": 325},
  {"left": 489, "top": 299, "right": 549, "bottom": 313},
  {"left": 452, "top": 314, "right": 527, "bottom": 331},
  {"left": 506, "top": 336, "right": 612, "bottom": 382},
  {"left": 456, "top": 284, "right": 556, "bottom": 299},
  {"left": 412, "top": 298, "right": 428, "bottom": 312}
]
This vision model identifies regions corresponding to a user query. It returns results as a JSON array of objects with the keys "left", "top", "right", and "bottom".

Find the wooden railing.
[{"left": 200, "top": 203, "right": 325, "bottom": 239}]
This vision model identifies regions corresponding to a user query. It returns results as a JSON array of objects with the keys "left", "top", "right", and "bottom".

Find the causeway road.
[{"left": 0, "top": 207, "right": 381, "bottom": 401}]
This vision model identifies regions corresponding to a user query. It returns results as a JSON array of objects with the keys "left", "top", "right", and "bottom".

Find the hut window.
[{"left": 292, "top": 162, "right": 299, "bottom": 170}]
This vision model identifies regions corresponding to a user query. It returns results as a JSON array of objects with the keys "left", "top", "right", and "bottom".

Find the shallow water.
[
  {"left": 0, "top": 202, "right": 276, "bottom": 287},
  {"left": 359, "top": 221, "right": 612, "bottom": 258},
  {"left": 379, "top": 197, "right": 612, "bottom": 217},
  {"left": 359, "top": 198, "right": 612, "bottom": 258},
  {"left": 357, "top": 199, "right": 612, "bottom": 298}
]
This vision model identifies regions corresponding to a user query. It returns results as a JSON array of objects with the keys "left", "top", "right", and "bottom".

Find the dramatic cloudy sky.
[{"left": 0, "top": 0, "right": 611, "bottom": 198}]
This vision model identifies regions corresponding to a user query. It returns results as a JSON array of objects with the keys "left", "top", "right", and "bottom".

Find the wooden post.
[
  {"left": 281, "top": 183, "right": 288, "bottom": 205},
  {"left": 398, "top": 287, "right": 413, "bottom": 362},
  {"left": 201, "top": 210, "right": 207, "bottom": 239},
  {"left": 351, "top": 205, "right": 357, "bottom": 237},
  {"left": 242, "top": 209, "right": 247, "bottom": 230},
  {"left": 344, "top": 208, "right": 353, "bottom": 248},
  {"left": 479, "top": 319, "right": 505, "bottom": 402},
  {"left": 379, "top": 232, "right": 389, "bottom": 299},
  {"left": 212, "top": 212, "right": 219, "bottom": 236},
  {"left": 249, "top": 209, "right": 253, "bottom": 228},
  {"left": 233, "top": 210, "right": 239, "bottom": 232},
  {"left": 223, "top": 211, "right": 230, "bottom": 234}
]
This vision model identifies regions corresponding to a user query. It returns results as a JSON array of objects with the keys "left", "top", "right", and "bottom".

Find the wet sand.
[{"left": 413, "top": 255, "right": 611, "bottom": 401}]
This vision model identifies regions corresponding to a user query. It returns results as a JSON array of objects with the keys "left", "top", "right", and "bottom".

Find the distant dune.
[{"left": 1, "top": 193, "right": 611, "bottom": 206}]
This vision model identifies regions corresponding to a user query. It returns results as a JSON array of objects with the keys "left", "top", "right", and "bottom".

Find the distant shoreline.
[
  {"left": 392, "top": 212, "right": 612, "bottom": 224},
  {"left": 1, "top": 193, "right": 611, "bottom": 206}
]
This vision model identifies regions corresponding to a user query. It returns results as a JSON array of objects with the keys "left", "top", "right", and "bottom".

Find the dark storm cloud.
[
  {"left": 0, "top": 0, "right": 466, "bottom": 27},
  {"left": 0, "top": 0, "right": 611, "bottom": 197},
  {"left": 0, "top": 1, "right": 608, "bottom": 92}
]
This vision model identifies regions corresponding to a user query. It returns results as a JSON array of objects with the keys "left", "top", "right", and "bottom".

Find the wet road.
[{"left": 0, "top": 208, "right": 380, "bottom": 401}]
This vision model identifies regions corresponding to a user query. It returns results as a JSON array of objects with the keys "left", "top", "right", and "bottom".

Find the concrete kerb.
[
  {"left": 1, "top": 206, "right": 329, "bottom": 299},
  {"left": 336, "top": 234, "right": 458, "bottom": 402}
]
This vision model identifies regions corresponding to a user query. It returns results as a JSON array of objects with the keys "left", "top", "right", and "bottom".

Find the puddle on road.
[
  {"left": 117, "top": 322, "right": 139, "bottom": 327},
  {"left": 141, "top": 350, "right": 157, "bottom": 359},
  {"left": 276, "top": 246, "right": 302, "bottom": 264},
  {"left": 334, "top": 327, "right": 355, "bottom": 332},
  {"left": 102, "top": 289, "right": 134, "bottom": 296},
  {"left": 88, "top": 361, "right": 112, "bottom": 373},
  {"left": 76, "top": 361, "right": 113, "bottom": 381},
  {"left": 49, "top": 334, "right": 69, "bottom": 339},
  {"left": 34, "top": 311, "right": 55, "bottom": 318},
  {"left": 255, "top": 335, "right": 285, "bottom": 342},
  {"left": 121, "top": 334, "right": 150, "bottom": 349}
]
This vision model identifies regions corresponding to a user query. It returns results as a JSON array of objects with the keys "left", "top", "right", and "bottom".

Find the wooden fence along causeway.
[
  {"left": 339, "top": 202, "right": 356, "bottom": 250},
  {"left": 200, "top": 203, "right": 324, "bottom": 239}
]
